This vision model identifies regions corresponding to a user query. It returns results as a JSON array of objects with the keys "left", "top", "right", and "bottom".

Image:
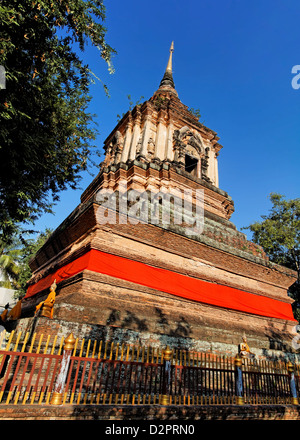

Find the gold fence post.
[
  {"left": 161, "top": 346, "right": 172, "bottom": 405},
  {"left": 234, "top": 355, "right": 244, "bottom": 405},
  {"left": 50, "top": 333, "right": 76, "bottom": 405}
]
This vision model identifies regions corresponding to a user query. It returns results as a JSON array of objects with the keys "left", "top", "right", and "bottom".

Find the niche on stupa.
[{"left": 173, "top": 126, "right": 208, "bottom": 180}]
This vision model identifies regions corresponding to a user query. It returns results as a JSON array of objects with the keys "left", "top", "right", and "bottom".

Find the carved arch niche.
[{"left": 173, "top": 126, "right": 207, "bottom": 179}]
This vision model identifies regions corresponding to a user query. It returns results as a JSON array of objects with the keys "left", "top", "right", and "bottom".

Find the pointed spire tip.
[
  {"left": 157, "top": 40, "right": 177, "bottom": 95},
  {"left": 166, "top": 41, "right": 174, "bottom": 73}
]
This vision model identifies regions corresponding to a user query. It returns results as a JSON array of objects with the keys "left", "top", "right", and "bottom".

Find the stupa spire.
[
  {"left": 159, "top": 41, "right": 176, "bottom": 90},
  {"left": 166, "top": 41, "right": 174, "bottom": 73}
]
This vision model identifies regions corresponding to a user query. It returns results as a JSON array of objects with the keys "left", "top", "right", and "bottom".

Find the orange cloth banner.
[{"left": 25, "top": 249, "right": 296, "bottom": 321}]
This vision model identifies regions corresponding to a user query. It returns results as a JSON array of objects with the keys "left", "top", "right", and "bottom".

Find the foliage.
[
  {"left": 244, "top": 193, "right": 300, "bottom": 270},
  {"left": 0, "top": 0, "right": 115, "bottom": 239},
  {"left": 0, "top": 226, "right": 52, "bottom": 297},
  {"left": 188, "top": 107, "right": 202, "bottom": 122},
  {"left": 116, "top": 95, "right": 145, "bottom": 122},
  {"left": 244, "top": 193, "right": 300, "bottom": 319},
  {"left": 152, "top": 95, "right": 168, "bottom": 111},
  {"left": 0, "top": 233, "right": 21, "bottom": 290},
  {"left": 17, "top": 228, "right": 53, "bottom": 296}
]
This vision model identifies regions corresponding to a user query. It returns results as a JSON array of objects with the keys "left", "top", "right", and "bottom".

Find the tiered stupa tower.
[{"left": 18, "top": 44, "right": 297, "bottom": 359}]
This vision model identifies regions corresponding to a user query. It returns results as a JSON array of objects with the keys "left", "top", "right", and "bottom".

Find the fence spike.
[
  {"left": 97, "top": 340, "right": 103, "bottom": 359},
  {"left": 21, "top": 332, "right": 30, "bottom": 353},
  {"left": 5, "top": 330, "right": 14, "bottom": 351},
  {"left": 92, "top": 340, "right": 97, "bottom": 358},
  {"left": 72, "top": 337, "right": 79, "bottom": 356},
  {"left": 86, "top": 339, "right": 91, "bottom": 358},
  {"left": 120, "top": 343, "right": 125, "bottom": 361},
  {"left": 150, "top": 345, "right": 154, "bottom": 363},
  {"left": 29, "top": 333, "right": 37, "bottom": 353},
  {"left": 115, "top": 343, "right": 119, "bottom": 360},
  {"left": 58, "top": 336, "right": 64, "bottom": 356},
  {"left": 79, "top": 338, "right": 85, "bottom": 358},
  {"left": 44, "top": 334, "right": 51, "bottom": 354},
  {"left": 50, "top": 335, "right": 58, "bottom": 355},
  {"left": 109, "top": 342, "right": 114, "bottom": 360},
  {"left": 36, "top": 334, "right": 43, "bottom": 354},
  {"left": 131, "top": 345, "right": 135, "bottom": 362},
  {"left": 103, "top": 340, "right": 108, "bottom": 359}
]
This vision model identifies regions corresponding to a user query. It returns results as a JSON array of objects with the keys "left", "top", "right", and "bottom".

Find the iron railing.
[{"left": 0, "top": 330, "right": 299, "bottom": 406}]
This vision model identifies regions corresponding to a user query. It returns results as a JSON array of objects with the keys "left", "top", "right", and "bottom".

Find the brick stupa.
[{"left": 19, "top": 43, "right": 298, "bottom": 359}]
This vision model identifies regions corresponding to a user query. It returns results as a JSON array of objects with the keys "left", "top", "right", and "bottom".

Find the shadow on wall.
[
  {"left": 154, "top": 307, "right": 191, "bottom": 336},
  {"left": 263, "top": 321, "right": 299, "bottom": 361},
  {"left": 103, "top": 306, "right": 193, "bottom": 350},
  {"left": 101, "top": 306, "right": 299, "bottom": 359}
]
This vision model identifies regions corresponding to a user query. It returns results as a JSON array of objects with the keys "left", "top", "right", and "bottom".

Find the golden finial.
[
  {"left": 166, "top": 41, "right": 174, "bottom": 73},
  {"left": 64, "top": 333, "right": 76, "bottom": 351},
  {"left": 164, "top": 345, "right": 173, "bottom": 361}
]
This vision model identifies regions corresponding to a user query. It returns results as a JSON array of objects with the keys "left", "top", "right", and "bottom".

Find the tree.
[
  {"left": 17, "top": 228, "right": 53, "bottom": 296},
  {"left": 0, "top": 0, "right": 115, "bottom": 239},
  {"left": 244, "top": 193, "right": 300, "bottom": 320},
  {"left": 0, "top": 234, "right": 20, "bottom": 290},
  {"left": 0, "top": 226, "right": 52, "bottom": 296}
]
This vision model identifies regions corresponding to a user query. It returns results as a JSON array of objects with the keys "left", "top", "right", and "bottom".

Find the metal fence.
[{"left": 0, "top": 330, "right": 299, "bottom": 406}]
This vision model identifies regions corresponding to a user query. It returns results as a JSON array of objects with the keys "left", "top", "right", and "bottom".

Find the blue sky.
[{"left": 33, "top": 0, "right": 300, "bottom": 240}]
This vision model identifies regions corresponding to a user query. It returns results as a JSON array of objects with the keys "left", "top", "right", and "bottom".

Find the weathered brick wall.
[
  {"left": 28, "top": 201, "right": 296, "bottom": 297},
  {"left": 16, "top": 303, "right": 299, "bottom": 362},
  {"left": 22, "top": 166, "right": 297, "bottom": 364}
]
